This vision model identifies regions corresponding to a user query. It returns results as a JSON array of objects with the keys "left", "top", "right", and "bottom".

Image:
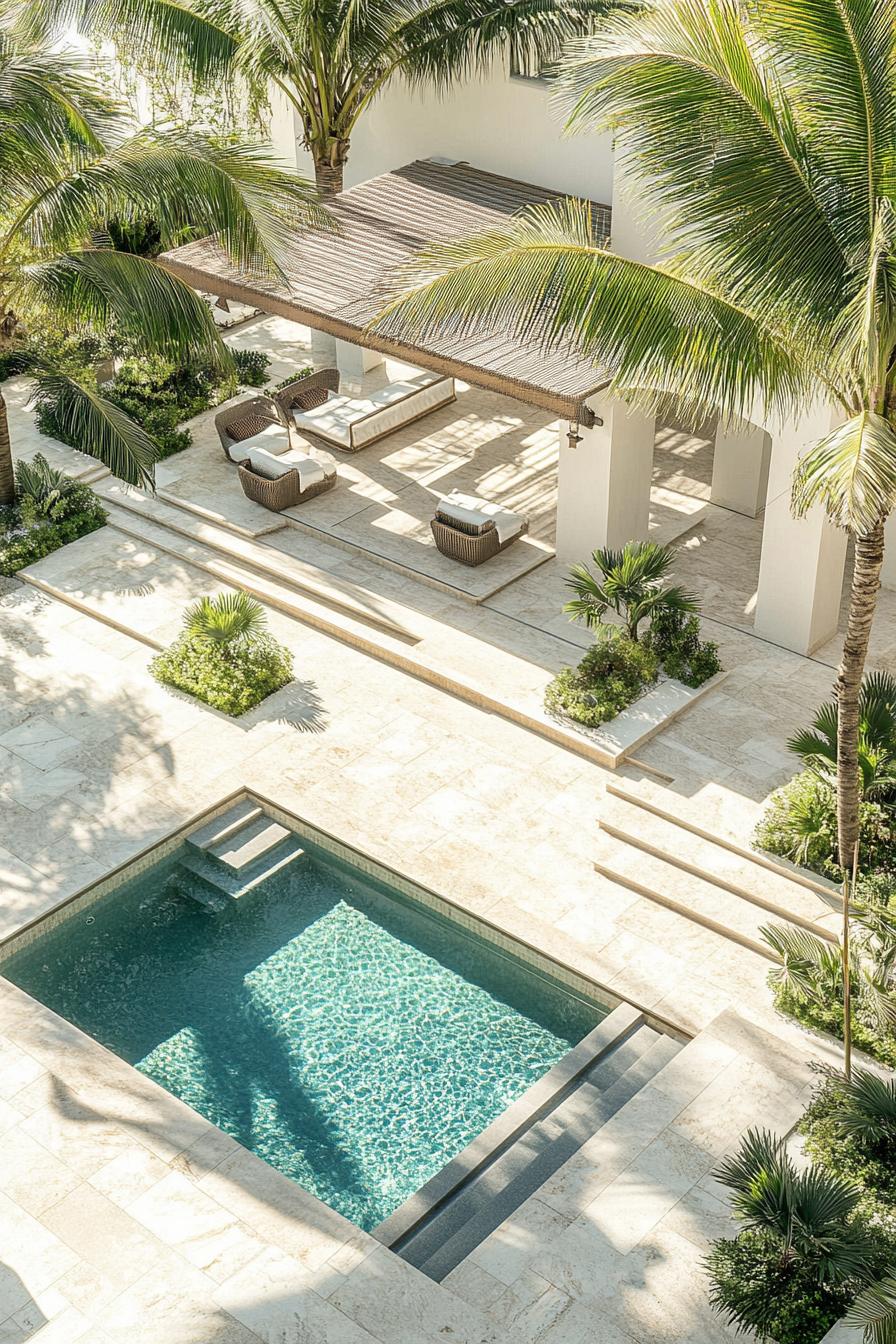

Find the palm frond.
[
  {"left": 29, "top": 372, "right": 157, "bottom": 487},
  {"left": 792, "top": 410, "right": 896, "bottom": 534},
  {"left": 831, "top": 1066, "right": 896, "bottom": 1143},
  {"left": 373, "top": 199, "right": 807, "bottom": 425},
  {"left": 18, "top": 250, "right": 228, "bottom": 369},
  {"left": 183, "top": 591, "right": 269, "bottom": 646},
  {"left": 846, "top": 1271, "right": 896, "bottom": 1344}
]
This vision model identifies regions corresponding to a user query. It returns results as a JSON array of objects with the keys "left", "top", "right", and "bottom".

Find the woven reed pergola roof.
[{"left": 159, "top": 158, "right": 613, "bottom": 421}]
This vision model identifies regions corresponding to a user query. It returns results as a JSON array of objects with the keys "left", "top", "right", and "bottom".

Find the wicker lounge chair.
[
  {"left": 237, "top": 455, "right": 336, "bottom": 511},
  {"left": 215, "top": 395, "right": 297, "bottom": 462},
  {"left": 431, "top": 494, "right": 528, "bottom": 567}
]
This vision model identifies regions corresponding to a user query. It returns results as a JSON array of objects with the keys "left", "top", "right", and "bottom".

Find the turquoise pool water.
[{"left": 1, "top": 837, "right": 605, "bottom": 1230}]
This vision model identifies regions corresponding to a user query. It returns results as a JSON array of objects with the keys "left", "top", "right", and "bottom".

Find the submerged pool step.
[
  {"left": 186, "top": 798, "right": 265, "bottom": 853},
  {"left": 206, "top": 817, "right": 294, "bottom": 873},
  {"left": 388, "top": 1020, "right": 682, "bottom": 1281},
  {"left": 174, "top": 834, "right": 305, "bottom": 905}
]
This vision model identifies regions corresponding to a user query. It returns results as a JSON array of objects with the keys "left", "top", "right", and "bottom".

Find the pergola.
[
  {"left": 161, "top": 159, "right": 860, "bottom": 658},
  {"left": 159, "top": 158, "right": 612, "bottom": 426}
]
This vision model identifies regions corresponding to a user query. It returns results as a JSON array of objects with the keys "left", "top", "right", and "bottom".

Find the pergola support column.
[
  {"left": 711, "top": 417, "right": 772, "bottom": 518},
  {"left": 754, "top": 402, "right": 847, "bottom": 655},
  {"left": 310, "top": 328, "right": 337, "bottom": 370},
  {"left": 555, "top": 393, "right": 656, "bottom": 562},
  {"left": 335, "top": 338, "right": 385, "bottom": 383}
]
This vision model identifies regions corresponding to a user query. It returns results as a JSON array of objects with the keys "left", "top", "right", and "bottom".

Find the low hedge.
[
  {"left": 801, "top": 1073, "right": 896, "bottom": 1218},
  {"left": 770, "top": 984, "right": 896, "bottom": 1069},
  {"left": 151, "top": 634, "right": 293, "bottom": 716}
]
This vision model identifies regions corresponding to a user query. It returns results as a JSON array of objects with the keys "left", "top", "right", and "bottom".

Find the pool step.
[
  {"left": 387, "top": 1019, "right": 682, "bottom": 1281},
  {"left": 186, "top": 798, "right": 265, "bottom": 853},
  {"left": 174, "top": 833, "right": 305, "bottom": 906},
  {"left": 206, "top": 817, "right": 293, "bottom": 873}
]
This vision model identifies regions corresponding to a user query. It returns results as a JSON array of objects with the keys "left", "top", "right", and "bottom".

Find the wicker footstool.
[{"left": 238, "top": 458, "right": 337, "bottom": 511}]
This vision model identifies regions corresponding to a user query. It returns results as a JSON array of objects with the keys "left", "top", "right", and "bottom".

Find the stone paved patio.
[{"left": 1, "top": 312, "right": 892, "bottom": 1343}]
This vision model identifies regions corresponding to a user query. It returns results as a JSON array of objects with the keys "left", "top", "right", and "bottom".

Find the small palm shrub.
[
  {"left": 790, "top": 673, "right": 896, "bottom": 804},
  {"left": 0, "top": 455, "right": 107, "bottom": 575},
  {"left": 151, "top": 592, "right": 293, "bottom": 716},
  {"left": 755, "top": 772, "right": 896, "bottom": 881},
  {"left": 801, "top": 1067, "right": 896, "bottom": 1213},
  {"left": 706, "top": 1129, "right": 889, "bottom": 1344},
  {"left": 761, "top": 906, "right": 896, "bottom": 1067},
  {"left": 564, "top": 540, "right": 698, "bottom": 642},
  {"left": 544, "top": 628, "right": 658, "bottom": 728}
]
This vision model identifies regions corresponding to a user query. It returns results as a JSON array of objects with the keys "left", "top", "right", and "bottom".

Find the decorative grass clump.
[{"left": 151, "top": 592, "right": 293, "bottom": 716}]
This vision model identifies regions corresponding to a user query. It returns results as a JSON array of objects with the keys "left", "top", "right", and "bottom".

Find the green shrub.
[
  {"left": 646, "top": 607, "right": 723, "bottom": 687},
  {"left": 755, "top": 771, "right": 896, "bottom": 880},
  {"left": 800, "top": 1071, "right": 896, "bottom": 1218},
  {"left": 151, "top": 635, "right": 293, "bottom": 715},
  {"left": 544, "top": 629, "right": 658, "bottom": 728},
  {"left": 706, "top": 1230, "right": 858, "bottom": 1344},
  {"left": 273, "top": 366, "right": 312, "bottom": 390},
  {"left": 233, "top": 348, "right": 270, "bottom": 386},
  {"left": 0, "top": 465, "right": 106, "bottom": 576},
  {"left": 771, "top": 983, "right": 896, "bottom": 1069}
]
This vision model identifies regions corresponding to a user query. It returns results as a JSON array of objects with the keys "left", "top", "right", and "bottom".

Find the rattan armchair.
[
  {"left": 215, "top": 395, "right": 294, "bottom": 462},
  {"left": 237, "top": 457, "right": 337, "bottom": 511},
  {"left": 430, "top": 511, "right": 529, "bottom": 567}
]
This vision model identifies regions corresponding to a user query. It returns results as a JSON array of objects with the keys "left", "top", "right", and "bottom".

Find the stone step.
[
  {"left": 98, "top": 481, "right": 419, "bottom": 641},
  {"left": 176, "top": 835, "right": 305, "bottom": 901},
  {"left": 207, "top": 817, "right": 292, "bottom": 872},
  {"left": 399, "top": 1022, "right": 683, "bottom": 1281},
  {"left": 186, "top": 798, "right": 264, "bottom": 852}
]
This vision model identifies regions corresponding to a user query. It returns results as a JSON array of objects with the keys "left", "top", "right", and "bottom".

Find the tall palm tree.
[
  {"left": 372, "top": 0, "right": 896, "bottom": 882},
  {"left": 61, "top": 0, "right": 622, "bottom": 197},
  {"left": 0, "top": 12, "right": 325, "bottom": 505}
]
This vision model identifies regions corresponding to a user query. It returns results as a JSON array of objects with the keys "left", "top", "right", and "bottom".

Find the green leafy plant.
[
  {"left": 0, "top": 466, "right": 106, "bottom": 576},
  {"left": 646, "top": 607, "right": 722, "bottom": 687},
  {"left": 563, "top": 541, "right": 698, "bottom": 643},
  {"left": 801, "top": 1068, "right": 896, "bottom": 1211},
  {"left": 790, "top": 674, "right": 896, "bottom": 804},
  {"left": 13, "top": 453, "right": 80, "bottom": 525},
  {"left": 233, "top": 348, "right": 270, "bottom": 387},
  {"left": 151, "top": 592, "right": 293, "bottom": 715},
  {"left": 706, "top": 1129, "right": 888, "bottom": 1342},
  {"left": 762, "top": 906, "right": 896, "bottom": 1067},
  {"left": 755, "top": 773, "right": 896, "bottom": 881},
  {"left": 544, "top": 627, "right": 658, "bottom": 728}
]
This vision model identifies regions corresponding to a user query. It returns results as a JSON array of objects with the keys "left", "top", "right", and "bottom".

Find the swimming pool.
[{"left": 1, "top": 818, "right": 606, "bottom": 1231}]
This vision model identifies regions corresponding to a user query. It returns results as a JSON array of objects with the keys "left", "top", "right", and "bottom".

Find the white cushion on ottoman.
[{"left": 437, "top": 492, "right": 525, "bottom": 545}]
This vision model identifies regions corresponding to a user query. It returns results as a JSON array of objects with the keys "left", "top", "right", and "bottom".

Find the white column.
[
  {"left": 609, "top": 147, "right": 662, "bottom": 265},
  {"left": 335, "top": 338, "right": 385, "bottom": 383},
  {"left": 310, "top": 328, "right": 337, "bottom": 370},
  {"left": 882, "top": 513, "right": 896, "bottom": 592},
  {"left": 555, "top": 393, "right": 656, "bottom": 561},
  {"left": 754, "top": 402, "right": 848, "bottom": 654},
  {"left": 711, "top": 417, "right": 772, "bottom": 518}
]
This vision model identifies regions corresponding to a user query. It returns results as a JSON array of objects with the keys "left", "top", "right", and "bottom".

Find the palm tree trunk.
[
  {"left": 836, "top": 521, "right": 886, "bottom": 868},
  {"left": 311, "top": 140, "right": 349, "bottom": 198},
  {"left": 0, "top": 388, "right": 14, "bottom": 507}
]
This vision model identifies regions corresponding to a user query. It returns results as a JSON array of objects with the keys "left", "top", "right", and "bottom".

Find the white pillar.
[
  {"left": 711, "top": 417, "right": 773, "bottom": 517},
  {"left": 555, "top": 393, "right": 656, "bottom": 561},
  {"left": 335, "top": 338, "right": 385, "bottom": 383},
  {"left": 882, "top": 514, "right": 896, "bottom": 591},
  {"left": 310, "top": 328, "right": 337, "bottom": 370},
  {"left": 609, "top": 147, "right": 662, "bottom": 265},
  {"left": 754, "top": 402, "right": 848, "bottom": 655}
]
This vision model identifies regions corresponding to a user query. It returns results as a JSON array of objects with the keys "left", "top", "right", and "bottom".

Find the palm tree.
[
  {"left": 713, "top": 1128, "right": 876, "bottom": 1284},
  {"left": 564, "top": 539, "right": 697, "bottom": 641},
  {"left": 372, "top": 0, "right": 896, "bottom": 886},
  {"left": 0, "top": 13, "right": 325, "bottom": 506},
  {"left": 62, "top": 0, "right": 622, "bottom": 198}
]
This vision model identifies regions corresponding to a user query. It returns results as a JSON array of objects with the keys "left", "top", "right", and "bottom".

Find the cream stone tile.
[
  {"left": 0, "top": 1191, "right": 79, "bottom": 1317},
  {"left": 88, "top": 1147, "right": 171, "bottom": 1208},
  {"left": 328, "top": 1245, "right": 494, "bottom": 1344},
  {"left": 39, "top": 1184, "right": 167, "bottom": 1291},
  {"left": 216, "top": 1246, "right": 379, "bottom": 1344},
  {"left": 96, "top": 1258, "right": 260, "bottom": 1344},
  {"left": 470, "top": 1198, "right": 573, "bottom": 1288},
  {"left": 0, "top": 1125, "right": 81, "bottom": 1215},
  {"left": 128, "top": 1171, "right": 265, "bottom": 1283}
]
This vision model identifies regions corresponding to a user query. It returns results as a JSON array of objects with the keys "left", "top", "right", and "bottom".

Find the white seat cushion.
[
  {"left": 245, "top": 447, "right": 298, "bottom": 479},
  {"left": 230, "top": 421, "right": 290, "bottom": 459},
  {"left": 437, "top": 492, "right": 525, "bottom": 545},
  {"left": 291, "top": 375, "right": 455, "bottom": 448}
]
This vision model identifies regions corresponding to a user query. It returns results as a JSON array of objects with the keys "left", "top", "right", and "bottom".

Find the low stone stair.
[
  {"left": 595, "top": 781, "right": 842, "bottom": 959},
  {"left": 380, "top": 1004, "right": 683, "bottom": 1281},
  {"left": 169, "top": 798, "right": 305, "bottom": 907}
]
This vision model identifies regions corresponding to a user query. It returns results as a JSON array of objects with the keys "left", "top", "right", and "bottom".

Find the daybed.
[{"left": 279, "top": 370, "right": 456, "bottom": 452}]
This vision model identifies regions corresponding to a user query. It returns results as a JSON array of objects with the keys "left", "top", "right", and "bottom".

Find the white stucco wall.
[{"left": 272, "top": 57, "right": 615, "bottom": 203}]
